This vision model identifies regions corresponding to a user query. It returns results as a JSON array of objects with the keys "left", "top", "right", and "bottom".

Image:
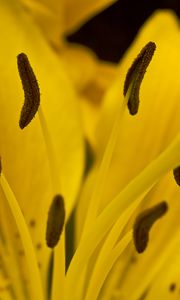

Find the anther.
[
  {"left": 133, "top": 201, "right": 168, "bottom": 253},
  {"left": 17, "top": 53, "right": 40, "bottom": 129},
  {"left": 46, "top": 194, "right": 65, "bottom": 248},
  {"left": 124, "top": 41, "right": 156, "bottom": 115},
  {"left": 173, "top": 167, "right": 180, "bottom": 186}
]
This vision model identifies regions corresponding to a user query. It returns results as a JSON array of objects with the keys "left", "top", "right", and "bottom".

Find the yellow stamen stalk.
[
  {"left": 65, "top": 133, "right": 180, "bottom": 299},
  {"left": 38, "top": 107, "right": 60, "bottom": 194},
  {"left": 38, "top": 106, "right": 65, "bottom": 300},
  {"left": 82, "top": 99, "right": 126, "bottom": 237},
  {"left": 85, "top": 231, "right": 132, "bottom": 300},
  {"left": 84, "top": 197, "right": 142, "bottom": 300}
]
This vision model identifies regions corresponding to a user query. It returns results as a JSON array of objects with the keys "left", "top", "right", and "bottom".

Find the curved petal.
[
  {"left": 95, "top": 10, "right": 180, "bottom": 207},
  {"left": 20, "top": 0, "right": 118, "bottom": 44},
  {"left": 0, "top": 0, "right": 84, "bottom": 286},
  {"left": 59, "top": 43, "right": 117, "bottom": 147},
  {"left": 20, "top": 0, "right": 65, "bottom": 47},
  {"left": 64, "top": 0, "right": 118, "bottom": 34},
  {"left": 75, "top": 10, "right": 180, "bottom": 241},
  {"left": 60, "top": 43, "right": 98, "bottom": 91}
]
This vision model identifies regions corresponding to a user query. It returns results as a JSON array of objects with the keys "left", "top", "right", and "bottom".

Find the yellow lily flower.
[
  {"left": 75, "top": 9, "right": 180, "bottom": 300},
  {"left": 0, "top": 0, "right": 84, "bottom": 298},
  {"left": 1, "top": 0, "right": 180, "bottom": 299},
  {"left": 19, "top": 0, "right": 118, "bottom": 44}
]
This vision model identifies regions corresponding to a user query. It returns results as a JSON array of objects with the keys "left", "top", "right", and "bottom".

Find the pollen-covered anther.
[
  {"left": 17, "top": 53, "right": 40, "bottom": 129},
  {"left": 124, "top": 41, "right": 156, "bottom": 115},
  {"left": 133, "top": 201, "right": 168, "bottom": 253},
  {"left": 173, "top": 166, "right": 180, "bottom": 186},
  {"left": 46, "top": 194, "right": 65, "bottom": 248}
]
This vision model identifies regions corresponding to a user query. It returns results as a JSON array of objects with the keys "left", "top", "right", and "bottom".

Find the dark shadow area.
[{"left": 67, "top": 0, "right": 180, "bottom": 62}]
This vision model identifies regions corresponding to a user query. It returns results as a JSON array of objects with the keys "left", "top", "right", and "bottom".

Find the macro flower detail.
[{"left": 1, "top": 1, "right": 180, "bottom": 300}]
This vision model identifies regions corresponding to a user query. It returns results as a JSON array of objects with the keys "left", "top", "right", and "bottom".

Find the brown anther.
[
  {"left": 17, "top": 53, "right": 40, "bottom": 129},
  {"left": 124, "top": 41, "right": 156, "bottom": 115},
  {"left": 133, "top": 201, "right": 168, "bottom": 253},
  {"left": 46, "top": 194, "right": 65, "bottom": 248},
  {"left": 173, "top": 167, "right": 180, "bottom": 186}
]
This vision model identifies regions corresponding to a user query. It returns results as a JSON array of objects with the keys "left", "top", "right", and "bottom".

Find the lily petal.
[
  {"left": 64, "top": 0, "right": 118, "bottom": 34},
  {"left": 74, "top": 12, "right": 180, "bottom": 294},
  {"left": 0, "top": 0, "right": 84, "bottom": 287},
  {"left": 95, "top": 10, "right": 180, "bottom": 208},
  {"left": 20, "top": 0, "right": 119, "bottom": 42},
  {"left": 20, "top": 0, "right": 65, "bottom": 47}
]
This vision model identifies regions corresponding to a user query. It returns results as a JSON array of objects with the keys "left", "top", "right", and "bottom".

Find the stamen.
[
  {"left": 124, "top": 41, "right": 156, "bottom": 115},
  {"left": 173, "top": 166, "right": 180, "bottom": 185},
  {"left": 133, "top": 201, "right": 168, "bottom": 253},
  {"left": 65, "top": 134, "right": 180, "bottom": 299},
  {"left": 37, "top": 101, "right": 65, "bottom": 298},
  {"left": 46, "top": 194, "right": 65, "bottom": 248},
  {"left": 17, "top": 53, "right": 40, "bottom": 129}
]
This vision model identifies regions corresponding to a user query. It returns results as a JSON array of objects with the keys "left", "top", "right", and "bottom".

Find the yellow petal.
[
  {"left": 95, "top": 10, "right": 180, "bottom": 207},
  {"left": 64, "top": 0, "right": 118, "bottom": 34},
  {"left": 73, "top": 11, "right": 180, "bottom": 298},
  {"left": 0, "top": 0, "right": 84, "bottom": 287},
  {"left": 0, "top": 174, "right": 44, "bottom": 300},
  {"left": 1, "top": 0, "right": 84, "bottom": 215},
  {"left": 20, "top": 0, "right": 118, "bottom": 45},
  {"left": 66, "top": 132, "right": 180, "bottom": 299},
  {"left": 111, "top": 172, "right": 180, "bottom": 298},
  {"left": 60, "top": 43, "right": 117, "bottom": 147},
  {"left": 20, "top": 0, "right": 65, "bottom": 47},
  {"left": 60, "top": 43, "right": 97, "bottom": 91}
]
